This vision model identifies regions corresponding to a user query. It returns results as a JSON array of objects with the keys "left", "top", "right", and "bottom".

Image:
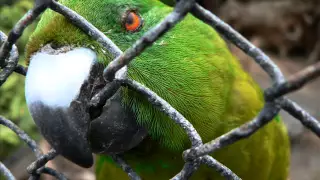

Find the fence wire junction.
[{"left": 0, "top": 0, "right": 320, "bottom": 180}]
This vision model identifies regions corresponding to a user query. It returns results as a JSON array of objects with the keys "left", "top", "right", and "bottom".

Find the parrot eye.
[{"left": 123, "top": 10, "right": 143, "bottom": 32}]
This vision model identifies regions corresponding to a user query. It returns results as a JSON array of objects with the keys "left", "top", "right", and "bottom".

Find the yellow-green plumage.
[
  {"left": 25, "top": 0, "right": 290, "bottom": 179},
  {"left": 95, "top": 4, "right": 290, "bottom": 180},
  {"left": 95, "top": 7, "right": 289, "bottom": 180}
]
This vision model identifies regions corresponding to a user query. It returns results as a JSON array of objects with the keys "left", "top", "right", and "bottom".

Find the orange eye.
[{"left": 124, "top": 11, "right": 143, "bottom": 32}]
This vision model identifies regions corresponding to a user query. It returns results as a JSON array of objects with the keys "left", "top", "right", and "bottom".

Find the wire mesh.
[{"left": 0, "top": 0, "right": 320, "bottom": 180}]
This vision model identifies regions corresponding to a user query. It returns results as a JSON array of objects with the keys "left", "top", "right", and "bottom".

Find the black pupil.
[{"left": 126, "top": 13, "right": 135, "bottom": 25}]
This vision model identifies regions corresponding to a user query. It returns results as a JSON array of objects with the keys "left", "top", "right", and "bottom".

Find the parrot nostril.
[{"left": 50, "top": 43, "right": 61, "bottom": 50}]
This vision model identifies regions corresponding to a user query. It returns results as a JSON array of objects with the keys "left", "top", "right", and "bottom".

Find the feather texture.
[{"left": 25, "top": 0, "right": 290, "bottom": 179}]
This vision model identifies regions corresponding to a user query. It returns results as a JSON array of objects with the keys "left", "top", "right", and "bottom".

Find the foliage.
[
  {"left": 0, "top": 0, "right": 36, "bottom": 51},
  {"left": 0, "top": 0, "right": 19, "bottom": 6},
  {"left": 0, "top": 0, "right": 39, "bottom": 159}
]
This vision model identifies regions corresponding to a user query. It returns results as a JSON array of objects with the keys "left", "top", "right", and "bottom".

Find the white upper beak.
[{"left": 25, "top": 47, "right": 97, "bottom": 108}]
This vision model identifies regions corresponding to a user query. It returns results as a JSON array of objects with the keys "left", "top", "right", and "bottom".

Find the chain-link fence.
[{"left": 0, "top": 0, "right": 320, "bottom": 179}]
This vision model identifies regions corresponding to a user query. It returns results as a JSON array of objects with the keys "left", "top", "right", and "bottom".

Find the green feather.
[{"left": 25, "top": 0, "right": 290, "bottom": 179}]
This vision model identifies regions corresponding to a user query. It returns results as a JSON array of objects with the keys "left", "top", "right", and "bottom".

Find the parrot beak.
[
  {"left": 25, "top": 45, "right": 100, "bottom": 168},
  {"left": 25, "top": 44, "right": 147, "bottom": 168}
]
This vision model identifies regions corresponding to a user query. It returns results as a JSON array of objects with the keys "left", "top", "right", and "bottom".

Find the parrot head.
[{"left": 25, "top": 0, "right": 169, "bottom": 168}]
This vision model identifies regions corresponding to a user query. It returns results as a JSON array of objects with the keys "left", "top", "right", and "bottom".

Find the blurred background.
[{"left": 0, "top": 0, "right": 319, "bottom": 179}]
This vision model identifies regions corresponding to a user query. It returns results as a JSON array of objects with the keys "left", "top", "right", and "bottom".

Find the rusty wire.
[{"left": 0, "top": 0, "right": 320, "bottom": 180}]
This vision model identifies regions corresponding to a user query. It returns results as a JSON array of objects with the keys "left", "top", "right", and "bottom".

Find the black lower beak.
[
  {"left": 89, "top": 91, "right": 148, "bottom": 154},
  {"left": 28, "top": 101, "right": 94, "bottom": 168},
  {"left": 28, "top": 88, "right": 148, "bottom": 168}
]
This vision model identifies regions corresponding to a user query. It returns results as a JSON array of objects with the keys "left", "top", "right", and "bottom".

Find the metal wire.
[{"left": 0, "top": 0, "right": 320, "bottom": 179}]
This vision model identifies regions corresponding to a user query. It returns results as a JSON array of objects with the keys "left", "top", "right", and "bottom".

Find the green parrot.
[{"left": 24, "top": 0, "right": 290, "bottom": 179}]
